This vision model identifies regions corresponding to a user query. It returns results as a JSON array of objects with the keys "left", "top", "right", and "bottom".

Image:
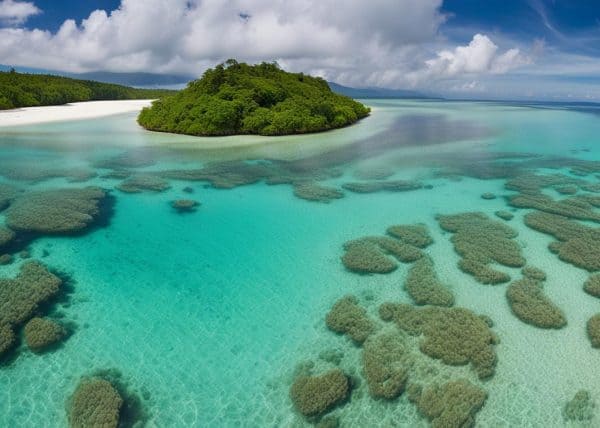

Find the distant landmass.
[
  {"left": 138, "top": 60, "right": 370, "bottom": 136},
  {"left": 0, "top": 70, "right": 174, "bottom": 110},
  {"left": 328, "top": 82, "right": 434, "bottom": 99}
]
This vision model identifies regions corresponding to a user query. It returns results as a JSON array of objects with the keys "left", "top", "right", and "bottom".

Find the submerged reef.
[
  {"left": 5, "top": 187, "right": 108, "bottom": 234},
  {"left": 342, "top": 180, "right": 423, "bottom": 194},
  {"left": 508, "top": 193, "right": 600, "bottom": 223},
  {"left": 93, "top": 149, "right": 157, "bottom": 169},
  {"left": 587, "top": 314, "right": 600, "bottom": 348},
  {"left": 341, "top": 236, "right": 421, "bottom": 274},
  {"left": 23, "top": 317, "right": 66, "bottom": 353},
  {"left": 0, "top": 261, "right": 62, "bottom": 358},
  {"left": 481, "top": 192, "right": 496, "bottom": 200},
  {"left": 290, "top": 369, "right": 350, "bottom": 418},
  {"left": 116, "top": 174, "right": 171, "bottom": 193},
  {"left": 386, "top": 224, "right": 433, "bottom": 248},
  {"left": 379, "top": 303, "right": 497, "bottom": 379},
  {"left": 521, "top": 266, "right": 547, "bottom": 281},
  {"left": 362, "top": 331, "right": 412, "bottom": 399},
  {"left": 584, "top": 274, "right": 600, "bottom": 298},
  {"left": 171, "top": 199, "right": 200, "bottom": 213},
  {"left": 0, "top": 183, "right": 20, "bottom": 211},
  {"left": 293, "top": 182, "right": 344, "bottom": 203},
  {"left": 0, "top": 226, "right": 15, "bottom": 247},
  {"left": 325, "top": 295, "right": 374, "bottom": 344},
  {"left": 524, "top": 211, "right": 600, "bottom": 271},
  {"left": 437, "top": 212, "right": 524, "bottom": 284},
  {"left": 404, "top": 257, "right": 454, "bottom": 307},
  {"left": 506, "top": 278, "right": 566, "bottom": 329},
  {"left": 69, "top": 377, "right": 123, "bottom": 428},
  {"left": 0, "top": 161, "right": 97, "bottom": 183},
  {"left": 410, "top": 379, "right": 487, "bottom": 428},
  {"left": 563, "top": 390, "right": 595, "bottom": 422},
  {"left": 494, "top": 210, "right": 514, "bottom": 221}
]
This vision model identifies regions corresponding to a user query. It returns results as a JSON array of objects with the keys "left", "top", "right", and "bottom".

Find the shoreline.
[{"left": 0, "top": 100, "right": 153, "bottom": 127}]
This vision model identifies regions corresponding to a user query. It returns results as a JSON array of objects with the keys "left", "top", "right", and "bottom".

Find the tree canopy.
[
  {"left": 137, "top": 60, "right": 370, "bottom": 136},
  {"left": 0, "top": 70, "right": 173, "bottom": 110}
]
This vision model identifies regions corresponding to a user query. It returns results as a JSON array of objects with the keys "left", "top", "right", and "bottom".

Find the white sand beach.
[{"left": 0, "top": 100, "right": 153, "bottom": 127}]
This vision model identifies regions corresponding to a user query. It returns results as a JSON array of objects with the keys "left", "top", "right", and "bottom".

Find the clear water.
[{"left": 1, "top": 99, "right": 600, "bottom": 427}]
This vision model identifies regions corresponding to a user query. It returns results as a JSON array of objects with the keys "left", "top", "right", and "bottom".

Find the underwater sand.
[{"left": 1, "top": 99, "right": 600, "bottom": 426}]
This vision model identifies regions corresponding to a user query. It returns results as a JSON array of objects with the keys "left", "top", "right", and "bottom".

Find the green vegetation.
[
  {"left": 0, "top": 69, "right": 173, "bottom": 110},
  {"left": 137, "top": 60, "right": 370, "bottom": 136}
]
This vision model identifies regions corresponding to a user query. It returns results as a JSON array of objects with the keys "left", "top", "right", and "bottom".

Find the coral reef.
[
  {"left": 68, "top": 377, "right": 123, "bottom": 428},
  {"left": 386, "top": 224, "right": 433, "bottom": 248},
  {"left": 0, "top": 162, "right": 97, "bottom": 183},
  {"left": 325, "top": 296, "right": 374, "bottom": 344},
  {"left": 481, "top": 192, "right": 496, "bottom": 200},
  {"left": 521, "top": 266, "right": 547, "bottom": 281},
  {"left": 0, "top": 261, "right": 62, "bottom": 358},
  {"left": 524, "top": 211, "right": 600, "bottom": 271},
  {"left": 584, "top": 274, "right": 600, "bottom": 298},
  {"left": 563, "top": 390, "right": 595, "bottom": 421},
  {"left": 437, "top": 212, "right": 524, "bottom": 284},
  {"left": 293, "top": 182, "right": 344, "bottom": 203},
  {"left": 93, "top": 149, "right": 157, "bottom": 169},
  {"left": 0, "top": 183, "right": 20, "bottom": 211},
  {"left": 404, "top": 257, "right": 454, "bottom": 307},
  {"left": 23, "top": 317, "right": 66, "bottom": 353},
  {"left": 290, "top": 369, "right": 349, "bottom": 417},
  {"left": 379, "top": 303, "right": 497, "bottom": 379},
  {"left": 0, "top": 254, "right": 12, "bottom": 265},
  {"left": 341, "top": 236, "right": 422, "bottom": 274},
  {"left": 494, "top": 210, "right": 514, "bottom": 221},
  {"left": 555, "top": 185, "right": 578, "bottom": 195},
  {"left": 0, "top": 226, "right": 15, "bottom": 247},
  {"left": 411, "top": 379, "right": 487, "bottom": 428},
  {"left": 353, "top": 166, "right": 394, "bottom": 180},
  {"left": 362, "top": 331, "right": 412, "bottom": 399},
  {"left": 587, "top": 314, "right": 600, "bottom": 348},
  {"left": 116, "top": 174, "right": 171, "bottom": 193},
  {"left": 171, "top": 199, "right": 200, "bottom": 213},
  {"left": 342, "top": 180, "right": 423, "bottom": 194},
  {"left": 5, "top": 187, "right": 108, "bottom": 234},
  {"left": 508, "top": 193, "right": 600, "bottom": 223},
  {"left": 506, "top": 278, "right": 566, "bottom": 329}
]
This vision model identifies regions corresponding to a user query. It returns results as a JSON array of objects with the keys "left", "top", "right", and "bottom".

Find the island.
[
  {"left": 137, "top": 60, "right": 370, "bottom": 136},
  {"left": 0, "top": 69, "right": 173, "bottom": 110}
]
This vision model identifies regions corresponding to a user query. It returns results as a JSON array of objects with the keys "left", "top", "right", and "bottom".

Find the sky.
[{"left": 1, "top": 0, "right": 600, "bottom": 100}]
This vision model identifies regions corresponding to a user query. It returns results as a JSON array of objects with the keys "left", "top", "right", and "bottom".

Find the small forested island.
[
  {"left": 0, "top": 70, "right": 173, "bottom": 110},
  {"left": 138, "top": 60, "right": 370, "bottom": 136}
]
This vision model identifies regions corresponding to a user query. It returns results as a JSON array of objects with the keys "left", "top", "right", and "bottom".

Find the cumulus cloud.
[
  {"left": 0, "top": 0, "right": 532, "bottom": 92},
  {"left": 418, "top": 34, "right": 531, "bottom": 80},
  {"left": 0, "top": 0, "right": 39, "bottom": 25}
]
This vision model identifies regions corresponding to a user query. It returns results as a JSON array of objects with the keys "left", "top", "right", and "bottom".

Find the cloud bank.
[{"left": 0, "top": 0, "right": 533, "bottom": 93}]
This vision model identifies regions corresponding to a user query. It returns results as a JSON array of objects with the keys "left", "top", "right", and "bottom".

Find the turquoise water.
[{"left": 1, "top": 99, "right": 600, "bottom": 426}]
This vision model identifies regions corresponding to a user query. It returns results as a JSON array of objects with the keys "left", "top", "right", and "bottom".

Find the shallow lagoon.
[{"left": 1, "top": 100, "right": 600, "bottom": 426}]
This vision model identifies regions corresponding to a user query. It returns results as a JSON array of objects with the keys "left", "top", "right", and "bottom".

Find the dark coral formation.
[
  {"left": 587, "top": 314, "right": 600, "bottom": 348},
  {"left": 5, "top": 187, "right": 108, "bottom": 234},
  {"left": 0, "top": 162, "right": 97, "bottom": 183},
  {"left": 494, "top": 210, "right": 514, "bottom": 221},
  {"left": 584, "top": 274, "right": 600, "bottom": 298},
  {"left": 481, "top": 192, "right": 496, "bottom": 200},
  {"left": 380, "top": 303, "right": 497, "bottom": 379},
  {"left": 524, "top": 211, "right": 600, "bottom": 271},
  {"left": 341, "top": 236, "right": 421, "bottom": 274},
  {"left": 325, "top": 296, "right": 374, "bottom": 344},
  {"left": 555, "top": 185, "right": 578, "bottom": 195},
  {"left": 563, "top": 390, "right": 595, "bottom": 421},
  {"left": 521, "top": 266, "right": 547, "bottom": 281},
  {"left": 293, "top": 182, "right": 344, "bottom": 203},
  {"left": 437, "top": 212, "right": 524, "bottom": 284},
  {"left": 290, "top": 369, "right": 349, "bottom": 417},
  {"left": 93, "top": 149, "right": 157, "bottom": 169},
  {"left": 0, "top": 226, "right": 15, "bottom": 247},
  {"left": 69, "top": 377, "right": 123, "bottom": 428},
  {"left": 160, "top": 161, "right": 271, "bottom": 189},
  {"left": 0, "top": 261, "right": 62, "bottom": 358},
  {"left": 509, "top": 193, "right": 600, "bottom": 223},
  {"left": 116, "top": 174, "right": 171, "bottom": 193},
  {"left": 386, "top": 224, "right": 433, "bottom": 248},
  {"left": 0, "top": 183, "right": 20, "bottom": 211},
  {"left": 171, "top": 199, "right": 200, "bottom": 213},
  {"left": 342, "top": 180, "right": 423, "bottom": 194},
  {"left": 506, "top": 278, "right": 566, "bottom": 329},
  {"left": 404, "top": 257, "right": 454, "bottom": 307},
  {"left": 353, "top": 167, "right": 394, "bottom": 180},
  {"left": 362, "top": 331, "right": 412, "bottom": 399},
  {"left": 410, "top": 379, "right": 487, "bottom": 428},
  {"left": 0, "top": 254, "right": 12, "bottom": 265},
  {"left": 23, "top": 317, "right": 66, "bottom": 353}
]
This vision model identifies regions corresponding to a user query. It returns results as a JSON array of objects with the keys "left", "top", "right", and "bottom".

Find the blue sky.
[{"left": 1, "top": 0, "right": 600, "bottom": 100}]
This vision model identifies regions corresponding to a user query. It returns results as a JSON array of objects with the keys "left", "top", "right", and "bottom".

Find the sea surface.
[{"left": 1, "top": 99, "right": 600, "bottom": 427}]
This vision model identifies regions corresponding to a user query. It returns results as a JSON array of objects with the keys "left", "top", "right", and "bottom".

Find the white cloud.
[
  {"left": 420, "top": 34, "right": 531, "bottom": 80},
  {"left": 0, "top": 0, "right": 40, "bottom": 25}
]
